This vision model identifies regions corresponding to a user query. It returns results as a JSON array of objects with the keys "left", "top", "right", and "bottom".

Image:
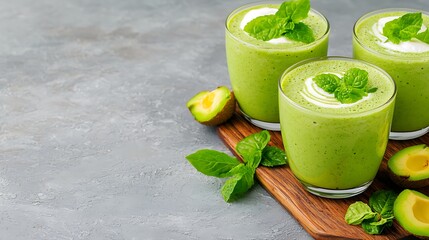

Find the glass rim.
[
  {"left": 353, "top": 8, "right": 429, "bottom": 60},
  {"left": 225, "top": 1, "right": 330, "bottom": 50},
  {"left": 278, "top": 56, "right": 397, "bottom": 118}
]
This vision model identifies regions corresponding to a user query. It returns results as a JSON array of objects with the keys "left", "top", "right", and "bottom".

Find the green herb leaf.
[
  {"left": 276, "top": 0, "right": 310, "bottom": 23},
  {"left": 343, "top": 68, "right": 368, "bottom": 89},
  {"left": 221, "top": 164, "right": 255, "bottom": 202},
  {"left": 236, "top": 130, "right": 270, "bottom": 168},
  {"left": 344, "top": 201, "right": 377, "bottom": 225},
  {"left": 416, "top": 29, "right": 429, "bottom": 43},
  {"left": 314, "top": 73, "right": 341, "bottom": 93},
  {"left": 313, "top": 68, "right": 376, "bottom": 104},
  {"left": 243, "top": 0, "right": 314, "bottom": 43},
  {"left": 334, "top": 85, "right": 366, "bottom": 104},
  {"left": 186, "top": 149, "right": 241, "bottom": 178},
  {"left": 261, "top": 146, "right": 288, "bottom": 167},
  {"left": 345, "top": 190, "right": 398, "bottom": 235},
  {"left": 368, "top": 87, "right": 378, "bottom": 93},
  {"left": 383, "top": 12, "right": 423, "bottom": 44},
  {"left": 368, "top": 190, "right": 398, "bottom": 219},
  {"left": 244, "top": 15, "right": 287, "bottom": 41},
  {"left": 362, "top": 220, "right": 385, "bottom": 235},
  {"left": 283, "top": 22, "right": 315, "bottom": 43}
]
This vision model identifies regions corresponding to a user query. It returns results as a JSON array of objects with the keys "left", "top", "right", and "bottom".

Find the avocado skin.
[
  {"left": 388, "top": 171, "right": 429, "bottom": 189},
  {"left": 387, "top": 144, "right": 429, "bottom": 189},
  {"left": 200, "top": 92, "right": 236, "bottom": 126}
]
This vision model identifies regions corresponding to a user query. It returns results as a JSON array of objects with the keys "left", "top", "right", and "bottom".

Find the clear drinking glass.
[
  {"left": 353, "top": 8, "right": 429, "bottom": 140},
  {"left": 225, "top": 1, "right": 330, "bottom": 131},
  {"left": 279, "top": 57, "right": 396, "bottom": 198}
]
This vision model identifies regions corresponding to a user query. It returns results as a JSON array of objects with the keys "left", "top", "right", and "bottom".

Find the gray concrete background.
[{"left": 0, "top": 0, "right": 427, "bottom": 239}]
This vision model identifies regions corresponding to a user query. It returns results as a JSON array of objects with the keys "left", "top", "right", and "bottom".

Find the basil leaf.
[
  {"left": 343, "top": 68, "right": 368, "bottom": 89},
  {"left": 261, "top": 146, "right": 288, "bottom": 167},
  {"left": 369, "top": 190, "right": 398, "bottom": 219},
  {"left": 383, "top": 12, "right": 423, "bottom": 44},
  {"left": 244, "top": 15, "right": 287, "bottom": 41},
  {"left": 345, "top": 201, "right": 377, "bottom": 225},
  {"left": 236, "top": 130, "right": 270, "bottom": 166},
  {"left": 416, "top": 29, "right": 429, "bottom": 43},
  {"left": 276, "top": 0, "right": 310, "bottom": 23},
  {"left": 314, "top": 73, "right": 341, "bottom": 94},
  {"left": 186, "top": 149, "right": 241, "bottom": 178},
  {"left": 221, "top": 165, "right": 255, "bottom": 202},
  {"left": 283, "top": 22, "right": 315, "bottom": 43}
]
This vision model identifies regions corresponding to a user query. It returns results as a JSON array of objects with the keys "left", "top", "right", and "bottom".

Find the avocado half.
[
  {"left": 394, "top": 189, "right": 429, "bottom": 239},
  {"left": 387, "top": 144, "right": 429, "bottom": 188},
  {"left": 186, "top": 86, "right": 236, "bottom": 126}
]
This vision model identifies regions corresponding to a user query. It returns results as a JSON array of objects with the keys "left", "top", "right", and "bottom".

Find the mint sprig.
[
  {"left": 383, "top": 12, "right": 429, "bottom": 44},
  {"left": 244, "top": 0, "right": 315, "bottom": 43},
  {"left": 345, "top": 190, "right": 398, "bottom": 235},
  {"left": 314, "top": 68, "right": 377, "bottom": 104},
  {"left": 186, "top": 130, "right": 287, "bottom": 202}
]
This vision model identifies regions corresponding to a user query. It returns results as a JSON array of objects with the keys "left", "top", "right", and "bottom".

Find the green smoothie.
[
  {"left": 225, "top": 2, "right": 329, "bottom": 128},
  {"left": 279, "top": 58, "right": 396, "bottom": 195},
  {"left": 353, "top": 9, "right": 429, "bottom": 137}
]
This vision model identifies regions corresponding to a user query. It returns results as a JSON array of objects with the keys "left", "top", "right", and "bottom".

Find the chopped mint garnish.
[
  {"left": 383, "top": 12, "right": 429, "bottom": 44},
  {"left": 244, "top": 0, "right": 315, "bottom": 43},
  {"left": 185, "top": 130, "right": 288, "bottom": 202},
  {"left": 314, "top": 68, "right": 376, "bottom": 104}
]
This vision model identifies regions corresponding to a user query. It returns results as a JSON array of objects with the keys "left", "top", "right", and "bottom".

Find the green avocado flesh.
[
  {"left": 186, "top": 86, "right": 235, "bottom": 125},
  {"left": 394, "top": 189, "right": 429, "bottom": 237},
  {"left": 388, "top": 144, "right": 429, "bottom": 182}
]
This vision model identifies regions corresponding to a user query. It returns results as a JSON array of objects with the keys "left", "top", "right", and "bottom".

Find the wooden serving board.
[{"left": 217, "top": 110, "right": 429, "bottom": 240}]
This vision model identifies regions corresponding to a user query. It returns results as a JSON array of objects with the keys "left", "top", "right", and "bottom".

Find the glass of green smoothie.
[
  {"left": 353, "top": 9, "right": 429, "bottom": 140},
  {"left": 225, "top": 0, "right": 330, "bottom": 131},
  {"left": 279, "top": 57, "right": 396, "bottom": 198}
]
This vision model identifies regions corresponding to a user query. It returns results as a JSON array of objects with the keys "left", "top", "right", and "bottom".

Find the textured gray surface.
[{"left": 0, "top": 0, "right": 427, "bottom": 239}]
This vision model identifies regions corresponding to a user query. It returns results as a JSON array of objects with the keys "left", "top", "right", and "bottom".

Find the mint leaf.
[
  {"left": 276, "top": 0, "right": 310, "bottom": 23},
  {"left": 334, "top": 86, "right": 365, "bottom": 104},
  {"left": 283, "top": 22, "right": 315, "bottom": 43},
  {"left": 343, "top": 68, "right": 368, "bottom": 89},
  {"left": 221, "top": 165, "right": 255, "bottom": 202},
  {"left": 236, "top": 130, "right": 270, "bottom": 168},
  {"left": 368, "top": 87, "right": 378, "bottom": 93},
  {"left": 416, "top": 29, "right": 429, "bottom": 43},
  {"left": 345, "top": 190, "right": 398, "bottom": 235},
  {"left": 383, "top": 12, "right": 423, "bottom": 44},
  {"left": 261, "top": 146, "right": 288, "bottom": 167},
  {"left": 244, "top": 15, "right": 287, "bottom": 41},
  {"left": 368, "top": 190, "right": 398, "bottom": 219},
  {"left": 244, "top": 0, "right": 314, "bottom": 43},
  {"left": 186, "top": 149, "right": 241, "bottom": 178},
  {"left": 314, "top": 73, "right": 340, "bottom": 93},
  {"left": 345, "top": 201, "right": 377, "bottom": 225},
  {"left": 362, "top": 220, "right": 385, "bottom": 235},
  {"left": 314, "top": 67, "right": 375, "bottom": 104}
]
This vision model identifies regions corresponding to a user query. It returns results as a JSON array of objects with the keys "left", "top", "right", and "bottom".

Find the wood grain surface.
[{"left": 217, "top": 111, "right": 429, "bottom": 240}]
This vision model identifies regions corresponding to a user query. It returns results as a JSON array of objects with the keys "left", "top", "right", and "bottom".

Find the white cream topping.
[
  {"left": 300, "top": 73, "right": 371, "bottom": 108},
  {"left": 240, "top": 7, "right": 293, "bottom": 44},
  {"left": 372, "top": 16, "right": 429, "bottom": 53}
]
